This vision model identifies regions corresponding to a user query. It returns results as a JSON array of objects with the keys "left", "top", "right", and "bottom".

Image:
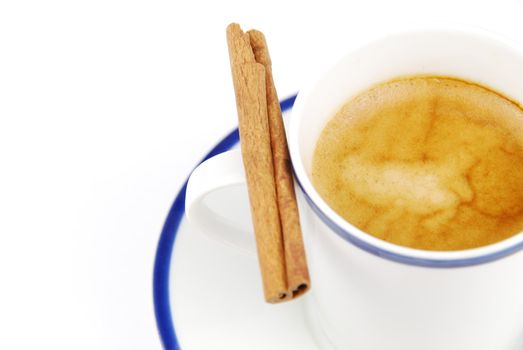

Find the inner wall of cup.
[{"left": 298, "top": 29, "right": 523, "bottom": 174}]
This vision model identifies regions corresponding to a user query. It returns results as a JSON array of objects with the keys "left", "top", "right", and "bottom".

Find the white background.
[{"left": 1, "top": 0, "right": 523, "bottom": 348}]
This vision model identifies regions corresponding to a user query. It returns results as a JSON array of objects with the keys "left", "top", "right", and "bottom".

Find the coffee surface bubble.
[{"left": 312, "top": 77, "right": 523, "bottom": 251}]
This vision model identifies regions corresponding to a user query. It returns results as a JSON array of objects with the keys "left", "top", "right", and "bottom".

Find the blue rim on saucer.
[{"left": 153, "top": 95, "right": 297, "bottom": 349}]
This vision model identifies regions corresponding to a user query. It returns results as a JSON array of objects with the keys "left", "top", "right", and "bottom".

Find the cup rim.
[{"left": 288, "top": 24, "right": 523, "bottom": 267}]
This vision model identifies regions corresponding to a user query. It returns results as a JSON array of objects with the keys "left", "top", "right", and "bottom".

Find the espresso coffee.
[{"left": 312, "top": 77, "right": 523, "bottom": 251}]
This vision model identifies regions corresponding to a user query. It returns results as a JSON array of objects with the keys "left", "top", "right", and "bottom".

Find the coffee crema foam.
[{"left": 312, "top": 77, "right": 523, "bottom": 251}]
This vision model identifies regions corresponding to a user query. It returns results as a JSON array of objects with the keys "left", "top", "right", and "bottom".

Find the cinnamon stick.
[
  {"left": 248, "top": 30, "right": 310, "bottom": 297},
  {"left": 226, "top": 23, "right": 310, "bottom": 303},
  {"left": 226, "top": 24, "right": 289, "bottom": 303}
]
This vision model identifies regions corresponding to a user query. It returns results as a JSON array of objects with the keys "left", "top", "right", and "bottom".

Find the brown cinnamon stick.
[
  {"left": 226, "top": 23, "right": 310, "bottom": 303},
  {"left": 226, "top": 24, "right": 289, "bottom": 303},
  {"left": 248, "top": 30, "right": 310, "bottom": 297}
]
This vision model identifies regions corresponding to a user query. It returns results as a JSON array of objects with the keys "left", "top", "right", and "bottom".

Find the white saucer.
[{"left": 154, "top": 96, "right": 327, "bottom": 350}]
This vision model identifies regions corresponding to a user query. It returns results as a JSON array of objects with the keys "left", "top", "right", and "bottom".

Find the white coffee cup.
[{"left": 185, "top": 25, "right": 523, "bottom": 350}]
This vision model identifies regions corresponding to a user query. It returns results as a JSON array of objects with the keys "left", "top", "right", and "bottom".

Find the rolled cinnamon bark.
[
  {"left": 227, "top": 24, "right": 289, "bottom": 302},
  {"left": 226, "top": 23, "right": 310, "bottom": 303}
]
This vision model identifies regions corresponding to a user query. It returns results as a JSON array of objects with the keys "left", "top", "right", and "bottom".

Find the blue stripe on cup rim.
[{"left": 293, "top": 175, "right": 523, "bottom": 268}]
